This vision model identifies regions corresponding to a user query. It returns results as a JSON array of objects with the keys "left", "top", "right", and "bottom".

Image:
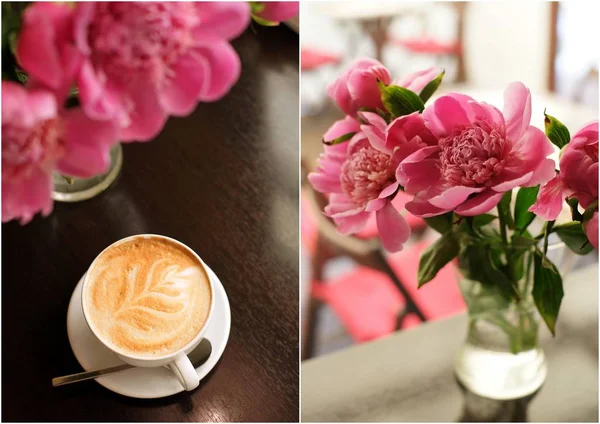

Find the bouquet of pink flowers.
[
  {"left": 1, "top": 1, "right": 298, "bottom": 225},
  {"left": 309, "top": 58, "right": 598, "bottom": 341}
]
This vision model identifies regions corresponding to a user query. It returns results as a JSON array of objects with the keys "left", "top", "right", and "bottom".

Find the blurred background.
[{"left": 300, "top": 1, "right": 599, "bottom": 360}]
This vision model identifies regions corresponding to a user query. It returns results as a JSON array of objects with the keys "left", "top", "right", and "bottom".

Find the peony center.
[
  {"left": 340, "top": 141, "right": 396, "bottom": 206},
  {"left": 2, "top": 118, "right": 66, "bottom": 178},
  {"left": 88, "top": 3, "right": 198, "bottom": 86},
  {"left": 439, "top": 123, "right": 507, "bottom": 187}
]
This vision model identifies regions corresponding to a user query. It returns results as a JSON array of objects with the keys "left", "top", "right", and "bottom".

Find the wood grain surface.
[{"left": 2, "top": 26, "right": 299, "bottom": 422}]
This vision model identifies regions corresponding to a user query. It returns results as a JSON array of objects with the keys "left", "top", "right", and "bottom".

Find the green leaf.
[
  {"left": 251, "top": 15, "right": 280, "bottom": 26},
  {"left": 533, "top": 252, "right": 563, "bottom": 335},
  {"left": 250, "top": 2, "right": 265, "bottom": 14},
  {"left": 514, "top": 186, "right": 539, "bottom": 232},
  {"left": 473, "top": 214, "right": 497, "bottom": 227},
  {"left": 418, "top": 69, "right": 445, "bottom": 104},
  {"left": 544, "top": 112, "right": 571, "bottom": 149},
  {"left": 567, "top": 198, "right": 583, "bottom": 222},
  {"left": 424, "top": 212, "right": 453, "bottom": 234},
  {"left": 323, "top": 132, "right": 356, "bottom": 146},
  {"left": 582, "top": 200, "right": 598, "bottom": 223},
  {"left": 378, "top": 82, "right": 425, "bottom": 118},
  {"left": 498, "top": 191, "right": 515, "bottom": 230},
  {"left": 511, "top": 234, "right": 537, "bottom": 250},
  {"left": 554, "top": 222, "right": 594, "bottom": 255},
  {"left": 418, "top": 232, "right": 459, "bottom": 287},
  {"left": 459, "top": 244, "right": 520, "bottom": 301},
  {"left": 543, "top": 220, "right": 555, "bottom": 256}
]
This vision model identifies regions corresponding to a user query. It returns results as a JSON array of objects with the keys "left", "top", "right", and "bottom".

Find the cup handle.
[{"left": 168, "top": 353, "right": 199, "bottom": 391}]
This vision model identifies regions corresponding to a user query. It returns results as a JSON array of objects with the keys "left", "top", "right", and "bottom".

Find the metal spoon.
[{"left": 52, "top": 338, "right": 212, "bottom": 387}]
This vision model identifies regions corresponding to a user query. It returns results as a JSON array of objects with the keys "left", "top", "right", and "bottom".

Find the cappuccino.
[{"left": 84, "top": 236, "right": 211, "bottom": 357}]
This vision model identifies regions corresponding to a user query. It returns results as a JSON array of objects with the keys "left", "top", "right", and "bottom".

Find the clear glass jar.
[{"left": 454, "top": 243, "right": 573, "bottom": 401}]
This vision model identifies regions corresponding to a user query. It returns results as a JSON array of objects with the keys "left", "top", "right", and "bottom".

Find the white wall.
[{"left": 463, "top": 2, "right": 551, "bottom": 92}]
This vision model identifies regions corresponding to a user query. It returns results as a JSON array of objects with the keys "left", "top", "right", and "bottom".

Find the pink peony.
[
  {"left": 68, "top": 2, "right": 250, "bottom": 142},
  {"left": 308, "top": 111, "right": 438, "bottom": 252},
  {"left": 2, "top": 82, "right": 119, "bottom": 224},
  {"left": 324, "top": 61, "right": 440, "bottom": 143},
  {"left": 16, "top": 3, "right": 81, "bottom": 101},
  {"left": 529, "top": 121, "right": 598, "bottom": 220},
  {"left": 326, "top": 59, "right": 391, "bottom": 119},
  {"left": 254, "top": 2, "right": 299, "bottom": 23},
  {"left": 403, "top": 82, "right": 556, "bottom": 217}
]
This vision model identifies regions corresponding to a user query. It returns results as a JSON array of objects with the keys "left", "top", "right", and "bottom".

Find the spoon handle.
[{"left": 52, "top": 363, "right": 133, "bottom": 386}]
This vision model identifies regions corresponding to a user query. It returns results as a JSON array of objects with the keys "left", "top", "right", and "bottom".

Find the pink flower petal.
[
  {"left": 365, "top": 198, "right": 386, "bottom": 212},
  {"left": 387, "top": 112, "right": 437, "bottom": 149},
  {"left": 193, "top": 41, "right": 241, "bottom": 102},
  {"left": 2, "top": 83, "right": 58, "bottom": 128},
  {"left": 428, "top": 186, "right": 486, "bottom": 209},
  {"left": 1, "top": 82, "right": 27, "bottom": 123},
  {"left": 255, "top": 2, "right": 299, "bottom": 23},
  {"left": 379, "top": 182, "right": 399, "bottom": 199},
  {"left": 529, "top": 177, "right": 571, "bottom": 221},
  {"left": 326, "top": 59, "right": 388, "bottom": 116},
  {"left": 402, "top": 159, "right": 440, "bottom": 194},
  {"left": 119, "top": 85, "right": 168, "bottom": 142},
  {"left": 308, "top": 172, "right": 342, "bottom": 194},
  {"left": 57, "top": 108, "right": 120, "bottom": 177},
  {"left": 358, "top": 111, "right": 387, "bottom": 132},
  {"left": 454, "top": 190, "right": 504, "bottom": 216},
  {"left": 347, "top": 68, "right": 387, "bottom": 112},
  {"left": 334, "top": 211, "right": 370, "bottom": 235},
  {"left": 569, "top": 121, "right": 599, "bottom": 150},
  {"left": 376, "top": 202, "right": 410, "bottom": 252},
  {"left": 327, "top": 78, "right": 355, "bottom": 117},
  {"left": 193, "top": 2, "right": 251, "bottom": 40},
  {"left": 445, "top": 93, "right": 505, "bottom": 130},
  {"left": 326, "top": 193, "right": 365, "bottom": 218},
  {"left": 17, "top": 3, "right": 74, "bottom": 90},
  {"left": 73, "top": 3, "right": 96, "bottom": 55},
  {"left": 323, "top": 116, "right": 361, "bottom": 143},
  {"left": 423, "top": 95, "right": 471, "bottom": 138},
  {"left": 2, "top": 168, "right": 53, "bottom": 225},
  {"left": 405, "top": 188, "right": 449, "bottom": 218},
  {"left": 77, "top": 61, "right": 127, "bottom": 123},
  {"left": 397, "top": 145, "right": 441, "bottom": 188},
  {"left": 503, "top": 82, "right": 532, "bottom": 141},
  {"left": 396, "top": 66, "right": 442, "bottom": 93},
  {"left": 583, "top": 211, "right": 598, "bottom": 250},
  {"left": 361, "top": 124, "right": 388, "bottom": 154},
  {"left": 502, "top": 126, "right": 554, "bottom": 178},
  {"left": 159, "top": 53, "right": 210, "bottom": 116},
  {"left": 524, "top": 158, "right": 556, "bottom": 187},
  {"left": 492, "top": 171, "right": 533, "bottom": 192}
]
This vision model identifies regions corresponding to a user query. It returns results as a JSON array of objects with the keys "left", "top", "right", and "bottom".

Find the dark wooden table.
[{"left": 2, "top": 26, "right": 299, "bottom": 422}]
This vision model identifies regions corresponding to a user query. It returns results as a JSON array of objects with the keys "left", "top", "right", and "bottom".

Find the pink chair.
[
  {"left": 301, "top": 186, "right": 463, "bottom": 358},
  {"left": 301, "top": 48, "right": 341, "bottom": 71}
]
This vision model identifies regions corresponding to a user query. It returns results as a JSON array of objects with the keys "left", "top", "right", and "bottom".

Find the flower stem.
[{"left": 498, "top": 205, "right": 515, "bottom": 282}]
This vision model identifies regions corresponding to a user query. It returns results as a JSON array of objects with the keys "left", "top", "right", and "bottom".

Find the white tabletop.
[{"left": 302, "top": 265, "right": 598, "bottom": 422}]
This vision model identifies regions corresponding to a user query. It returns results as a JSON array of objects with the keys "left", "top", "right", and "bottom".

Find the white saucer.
[{"left": 66, "top": 264, "right": 231, "bottom": 399}]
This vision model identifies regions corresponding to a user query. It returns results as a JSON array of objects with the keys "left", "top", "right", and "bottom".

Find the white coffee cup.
[{"left": 81, "top": 234, "right": 215, "bottom": 391}]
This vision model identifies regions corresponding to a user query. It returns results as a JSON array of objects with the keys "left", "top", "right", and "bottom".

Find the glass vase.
[
  {"left": 52, "top": 144, "right": 122, "bottom": 202},
  {"left": 453, "top": 272, "right": 546, "bottom": 401},
  {"left": 454, "top": 243, "right": 573, "bottom": 403}
]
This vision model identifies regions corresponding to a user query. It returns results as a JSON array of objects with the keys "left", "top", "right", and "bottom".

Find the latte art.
[{"left": 84, "top": 237, "right": 211, "bottom": 357}]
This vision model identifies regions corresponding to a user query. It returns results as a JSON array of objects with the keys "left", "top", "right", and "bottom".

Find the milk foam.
[{"left": 84, "top": 237, "right": 211, "bottom": 357}]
